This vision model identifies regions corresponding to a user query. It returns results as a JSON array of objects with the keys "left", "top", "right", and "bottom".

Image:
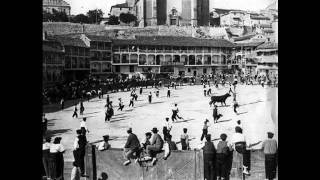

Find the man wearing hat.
[
  {"left": 145, "top": 127, "right": 164, "bottom": 165},
  {"left": 261, "top": 132, "right": 278, "bottom": 180},
  {"left": 123, "top": 128, "right": 140, "bottom": 166},
  {"left": 98, "top": 135, "right": 111, "bottom": 151}
]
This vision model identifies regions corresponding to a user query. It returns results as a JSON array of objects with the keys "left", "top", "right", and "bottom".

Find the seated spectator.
[
  {"left": 145, "top": 128, "right": 164, "bottom": 165},
  {"left": 123, "top": 128, "right": 140, "bottom": 166},
  {"left": 141, "top": 132, "right": 152, "bottom": 150},
  {"left": 98, "top": 135, "right": 111, "bottom": 151}
]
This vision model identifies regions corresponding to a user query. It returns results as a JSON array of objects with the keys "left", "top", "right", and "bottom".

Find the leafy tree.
[
  {"left": 87, "top": 9, "right": 104, "bottom": 24},
  {"left": 52, "top": 9, "right": 69, "bottom": 22},
  {"left": 43, "top": 9, "right": 69, "bottom": 22},
  {"left": 106, "top": 15, "right": 120, "bottom": 25},
  {"left": 71, "top": 14, "right": 89, "bottom": 24},
  {"left": 119, "top": 13, "right": 137, "bottom": 24},
  {"left": 43, "top": 11, "right": 55, "bottom": 22}
]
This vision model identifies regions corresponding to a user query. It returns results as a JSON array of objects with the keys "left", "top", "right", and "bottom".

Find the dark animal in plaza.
[{"left": 209, "top": 93, "right": 231, "bottom": 106}]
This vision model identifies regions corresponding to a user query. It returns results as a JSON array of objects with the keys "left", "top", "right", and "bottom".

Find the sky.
[{"left": 64, "top": 0, "right": 274, "bottom": 17}]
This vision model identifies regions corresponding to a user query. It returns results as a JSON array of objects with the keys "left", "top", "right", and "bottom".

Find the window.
[
  {"left": 130, "top": 65, "right": 134, "bottom": 72},
  {"left": 188, "top": 68, "right": 191, "bottom": 72},
  {"left": 115, "top": 66, "right": 120, "bottom": 72}
]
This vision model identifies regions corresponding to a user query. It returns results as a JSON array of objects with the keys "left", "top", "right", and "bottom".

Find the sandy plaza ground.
[{"left": 44, "top": 84, "right": 278, "bottom": 161}]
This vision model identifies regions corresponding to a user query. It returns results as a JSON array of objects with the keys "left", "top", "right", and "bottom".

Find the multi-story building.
[
  {"left": 43, "top": 37, "right": 65, "bottom": 86},
  {"left": 86, "top": 35, "right": 113, "bottom": 76},
  {"left": 111, "top": 35, "right": 235, "bottom": 77},
  {"left": 43, "top": 0, "right": 71, "bottom": 15},
  {"left": 49, "top": 35, "right": 91, "bottom": 81},
  {"left": 109, "top": 2, "right": 133, "bottom": 17},
  {"left": 255, "top": 42, "right": 278, "bottom": 76},
  {"left": 235, "top": 42, "right": 264, "bottom": 75}
]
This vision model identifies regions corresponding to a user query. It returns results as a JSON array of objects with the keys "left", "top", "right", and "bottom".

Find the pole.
[{"left": 96, "top": 8, "right": 98, "bottom": 24}]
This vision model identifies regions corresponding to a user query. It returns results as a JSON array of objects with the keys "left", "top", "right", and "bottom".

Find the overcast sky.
[{"left": 65, "top": 0, "right": 274, "bottom": 16}]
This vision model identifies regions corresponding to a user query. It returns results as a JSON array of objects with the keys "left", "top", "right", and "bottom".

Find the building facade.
[
  {"left": 255, "top": 42, "right": 278, "bottom": 76},
  {"left": 110, "top": 2, "right": 133, "bottom": 17},
  {"left": 196, "top": 0, "right": 209, "bottom": 26},
  {"left": 43, "top": 0, "right": 71, "bottom": 15},
  {"left": 43, "top": 38, "right": 65, "bottom": 86},
  {"left": 86, "top": 35, "right": 113, "bottom": 76},
  {"left": 49, "top": 35, "right": 91, "bottom": 81},
  {"left": 111, "top": 36, "right": 235, "bottom": 77}
]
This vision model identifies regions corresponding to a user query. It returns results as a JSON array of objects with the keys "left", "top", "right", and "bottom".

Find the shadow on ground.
[{"left": 45, "top": 128, "right": 72, "bottom": 137}]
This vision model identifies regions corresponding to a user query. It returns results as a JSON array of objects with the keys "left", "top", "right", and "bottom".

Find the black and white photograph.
[{"left": 42, "top": 0, "right": 278, "bottom": 179}]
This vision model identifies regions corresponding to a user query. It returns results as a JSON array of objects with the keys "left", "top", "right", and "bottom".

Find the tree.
[
  {"left": 43, "top": 10, "right": 69, "bottom": 22},
  {"left": 87, "top": 9, "right": 104, "bottom": 24},
  {"left": 119, "top": 13, "right": 137, "bottom": 24},
  {"left": 71, "top": 14, "right": 89, "bottom": 24},
  {"left": 107, "top": 15, "right": 120, "bottom": 25}
]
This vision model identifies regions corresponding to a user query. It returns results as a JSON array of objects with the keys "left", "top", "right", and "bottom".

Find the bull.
[{"left": 209, "top": 93, "right": 231, "bottom": 106}]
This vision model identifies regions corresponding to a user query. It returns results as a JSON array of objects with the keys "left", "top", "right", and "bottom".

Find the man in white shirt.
[
  {"left": 163, "top": 117, "right": 172, "bottom": 141},
  {"left": 42, "top": 137, "right": 51, "bottom": 179},
  {"left": 80, "top": 117, "right": 89, "bottom": 135}
]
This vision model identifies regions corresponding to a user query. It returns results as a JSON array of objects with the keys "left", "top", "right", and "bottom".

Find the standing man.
[
  {"left": 163, "top": 117, "right": 172, "bottom": 141},
  {"left": 167, "top": 87, "right": 171, "bottom": 98},
  {"left": 171, "top": 104, "right": 183, "bottom": 122},
  {"left": 216, "top": 133, "right": 231, "bottom": 180},
  {"left": 180, "top": 128, "right": 190, "bottom": 150},
  {"left": 200, "top": 119, "right": 210, "bottom": 141},
  {"left": 129, "top": 96, "right": 134, "bottom": 107},
  {"left": 42, "top": 137, "right": 51, "bottom": 179},
  {"left": 106, "top": 95, "right": 110, "bottom": 107},
  {"left": 148, "top": 92, "right": 152, "bottom": 103},
  {"left": 80, "top": 118, "right": 89, "bottom": 135},
  {"left": 233, "top": 99, "right": 239, "bottom": 114},
  {"left": 60, "top": 98, "right": 65, "bottom": 110},
  {"left": 118, "top": 98, "right": 124, "bottom": 111},
  {"left": 72, "top": 105, "right": 78, "bottom": 118},
  {"left": 73, "top": 129, "right": 87, "bottom": 177},
  {"left": 213, "top": 105, "right": 222, "bottom": 123},
  {"left": 123, "top": 128, "right": 141, "bottom": 166},
  {"left": 261, "top": 132, "right": 278, "bottom": 180},
  {"left": 201, "top": 134, "right": 216, "bottom": 180},
  {"left": 42, "top": 113, "right": 48, "bottom": 136},
  {"left": 80, "top": 101, "right": 85, "bottom": 115}
]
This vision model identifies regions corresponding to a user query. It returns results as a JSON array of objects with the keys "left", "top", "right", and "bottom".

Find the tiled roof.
[
  {"left": 233, "top": 34, "right": 256, "bottom": 42},
  {"left": 86, "top": 35, "right": 112, "bottom": 42},
  {"left": 235, "top": 42, "right": 265, "bottom": 47},
  {"left": 43, "top": 0, "right": 70, "bottom": 7},
  {"left": 257, "top": 42, "right": 278, "bottom": 49},
  {"left": 111, "top": 2, "right": 129, "bottom": 9},
  {"left": 250, "top": 15, "right": 270, "bottom": 20},
  {"left": 49, "top": 35, "right": 88, "bottom": 48},
  {"left": 112, "top": 36, "right": 235, "bottom": 47}
]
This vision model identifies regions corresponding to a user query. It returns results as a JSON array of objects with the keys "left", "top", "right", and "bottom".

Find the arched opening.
[
  {"left": 189, "top": 55, "right": 195, "bottom": 65},
  {"left": 130, "top": 54, "right": 138, "bottom": 64},
  {"left": 147, "top": 55, "right": 156, "bottom": 65},
  {"left": 156, "top": 55, "right": 163, "bottom": 65},
  {"left": 139, "top": 54, "right": 147, "bottom": 65}
]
